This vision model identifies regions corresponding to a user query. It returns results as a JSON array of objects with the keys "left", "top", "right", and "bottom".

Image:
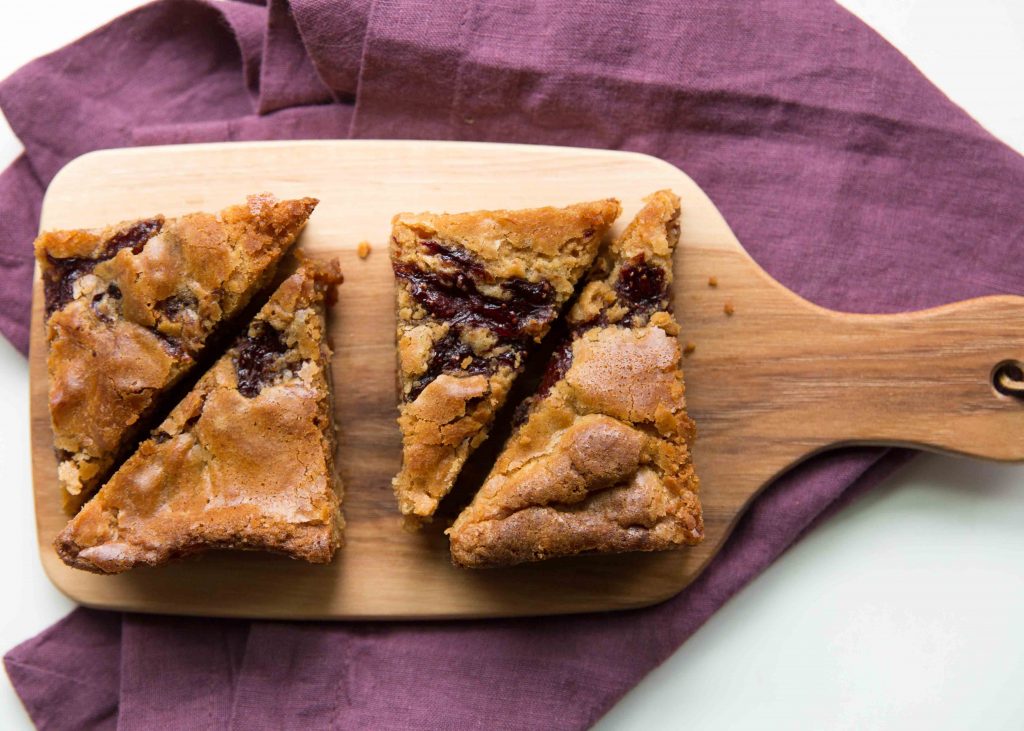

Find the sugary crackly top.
[
  {"left": 447, "top": 326, "right": 702, "bottom": 567},
  {"left": 54, "top": 259, "right": 344, "bottom": 574},
  {"left": 448, "top": 190, "right": 704, "bottom": 568},
  {"left": 460, "top": 325, "right": 697, "bottom": 525}
]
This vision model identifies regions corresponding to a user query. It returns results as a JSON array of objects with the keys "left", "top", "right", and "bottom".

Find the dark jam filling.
[
  {"left": 234, "top": 322, "right": 289, "bottom": 398},
  {"left": 151, "top": 329, "right": 186, "bottom": 358},
  {"left": 614, "top": 254, "right": 667, "bottom": 323},
  {"left": 103, "top": 218, "right": 164, "bottom": 258},
  {"left": 420, "top": 240, "right": 491, "bottom": 282},
  {"left": 43, "top": 217, "right": 164, "bottom": 316},
  {"left": 394, "top": 240, "right": 560, "bottom": 401},
  {"left": 536, "top": 338, "right": 573, "bottom": 398},
  {"left": 510, "top": 335, "right": 573, "bottom": 426},
  {"left": 514, "top": 255, "right": 671, "bottom": 420},
  {"left": 393, "top": 262, "right": 555, "bottom": 341},
  {"left": 156, "top": 291, "right": 198, "bottom": 320},
  {"left": 407, "top": 330, "right": 520, "bottom": 401}
]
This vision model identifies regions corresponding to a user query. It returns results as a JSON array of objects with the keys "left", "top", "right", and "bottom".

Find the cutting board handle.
[
  {"left": 788, "top": 295, "right": 1024, "bottom": 461},
  {"left": 995, "top": 361, "right": 1024, "bottom": 397}
]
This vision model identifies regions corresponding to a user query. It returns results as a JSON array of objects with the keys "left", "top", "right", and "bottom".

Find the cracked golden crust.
[
  {"left": 37, "top": 195, "right": 317, "bottom": 511},
  {"left": 448, "top": 190, "right": 703, "bottom": 567},
  {"left": 54, "top": 259, "right": 343, "bottom": 574},
  {"left": 391, "top": 199, "right": 621, "bottom": 522}
]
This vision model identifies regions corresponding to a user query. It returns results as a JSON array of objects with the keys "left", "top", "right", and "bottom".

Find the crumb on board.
[
  {"left": 708, "top": 276, "right": 718, "bottom": 287},
  {"left": 724, "top": 301, "right": 735, "bottom": 316},
  {"left": 683, "top": 342, "right": 696, "bottom": 356},
  {"left": 357, "top": 241, "right": 372, "bottom": 259}
]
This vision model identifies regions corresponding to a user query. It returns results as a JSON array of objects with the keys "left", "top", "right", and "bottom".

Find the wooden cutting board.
[{"left": 29, "top": 141, "right": 1024, "bottom": 620}]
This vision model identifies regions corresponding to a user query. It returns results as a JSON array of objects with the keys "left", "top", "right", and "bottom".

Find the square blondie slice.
[
  {"left": 55, "top": 258, "right": 344, "bottom": 573},
  {"left": 448, "top": 191, "right": 703, "bottom": 567}
]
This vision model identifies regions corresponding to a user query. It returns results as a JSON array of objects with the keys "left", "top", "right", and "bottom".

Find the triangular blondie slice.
[
  {"left": 448, "top": 191, "right": 703, "bottom": 567},
  {"left": 55, "top": 258, "right": 344, "bottom": 573},
  {"left": 390, "top": 198, "right": 621, "bottom": 522},
  {"left": 37, "top": 194, "right": 317, "bottom": 511}
]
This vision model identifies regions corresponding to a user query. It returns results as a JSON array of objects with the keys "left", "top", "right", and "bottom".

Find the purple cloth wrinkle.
[
  {"left": 132, "top": 105, "right": 354, "bottom": 145},
  {"left": 117, "top": 616, "right": 249, "bottom": 731},
  {"left": 0, "top": 0, "right": 259, "bottom": 184},
  {"left": 350, "top": 1, "right": 468, "bottom": 140},
  {"left": 3, "top": 610, "right": 121, "bottom": 731},
  {"left": 260, "top": 0, "right": 337, "bottom": 113},
  {"left": 215, "top": 0, "right": 270, "bottom": 104},
  {"left": 0, "top": 156, "right": 42, "bottom": 353},
  {"left": 287, "top": 0, "right": 373, "bottom": 100},
  {"left": 1, "top": 0, "right": 1023, "bottom": 729}
]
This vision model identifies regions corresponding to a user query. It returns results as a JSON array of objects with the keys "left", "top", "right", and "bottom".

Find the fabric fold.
[
  {"left": 215, "top": 0, "right": 270, "bottom": 104},
  {"left": 117, "top": 617, "right": 250, "bottom": 731},
  {"left": 132, "top": 105, "right": 354, "bottom": 146},
  {"left": 289, "top": 0, "right": 374, "bottom": 101},
  {"left": 260, "top": 0, "right": 337, "bottom": 113},
  {"left": 0, "top": 0, "right": 258, "bottom": 184},
  {"left": 3, "top": 611, "right": 122, "bottom": 731},
  {"left": 0, "top": 156, "right": 43, "bottom": 353}
]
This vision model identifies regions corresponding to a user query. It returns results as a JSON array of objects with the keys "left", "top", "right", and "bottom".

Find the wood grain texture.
[{"left": 29, "top": 141, "right": 1024, "bottom": 620}]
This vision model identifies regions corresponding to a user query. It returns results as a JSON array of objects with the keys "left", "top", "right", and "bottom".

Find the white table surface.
[{"left": 1, "top": 2, "right": 1022, "bottom": 729}]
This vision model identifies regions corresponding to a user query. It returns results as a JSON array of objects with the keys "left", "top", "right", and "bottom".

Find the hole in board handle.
[{"left": 992, "top": 360, "right": 1024, "bottom": 398}]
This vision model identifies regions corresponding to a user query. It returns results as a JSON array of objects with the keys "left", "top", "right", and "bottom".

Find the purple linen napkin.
[{"left": 2, "top": 1, "right": 1022, "bottom": 728}]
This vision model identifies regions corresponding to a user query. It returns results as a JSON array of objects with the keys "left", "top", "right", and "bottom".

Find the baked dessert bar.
[
  {"left": 55, "top": 257, "right": 344, "bottom": 573},
  {"left": 390, "top": 198, "right": 621, "bottom": 523},
  {"left": 448, "top": 190, "right": 703, "bottom": 567},
  {"left": 36, "top": 194, "right": 317, "bottom": 511}
]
